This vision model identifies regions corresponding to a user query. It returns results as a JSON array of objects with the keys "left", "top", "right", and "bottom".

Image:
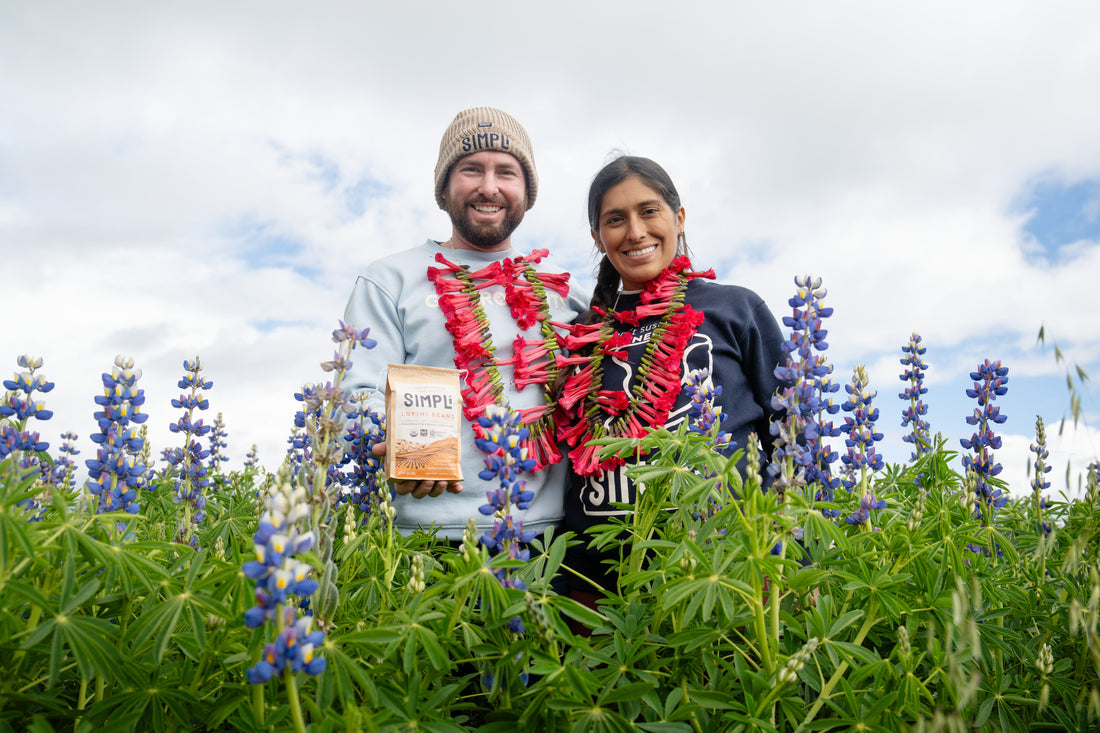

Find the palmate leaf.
[
  {"left": 16, "top": 557, "right": 122, "bottom": 687},
  {"left": 0, "top": 466, "right": 40, "bottom": 574},
  {"left": 82, "top": 675, "right": 200, "bottom": 733},
  {"left": 125, "top": 549, "right": 224, "bottom": 663},
  {"left": 51, "top": 517, "right": 166, "bottom": 596},
  {"left": 95, "top": 540, "right": 172, "bottom": 596},
  {"left": 203, "top": 557, "right": 256, "bottom": 619},
  {"left": 312, "top": 632, "right": 379, "bottom": 712}
]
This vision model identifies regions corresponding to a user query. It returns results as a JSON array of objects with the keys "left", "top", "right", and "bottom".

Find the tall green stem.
[{"left": 800, "top": 601, "right": 879, "bottom": 726}]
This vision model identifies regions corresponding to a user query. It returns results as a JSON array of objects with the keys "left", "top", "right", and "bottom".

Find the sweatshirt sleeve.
[{"left": 341, "top": 273, "right": 405, "bottom": 411}]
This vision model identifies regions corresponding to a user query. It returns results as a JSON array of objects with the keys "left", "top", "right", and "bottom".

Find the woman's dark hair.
[{"left": 586, "top": 155, "right": 687, "bottom": 322}]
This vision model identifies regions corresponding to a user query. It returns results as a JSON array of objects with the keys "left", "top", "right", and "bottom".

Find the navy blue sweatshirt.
[{"left": 564, "top": 278, "right": 786, "bottom": 592}]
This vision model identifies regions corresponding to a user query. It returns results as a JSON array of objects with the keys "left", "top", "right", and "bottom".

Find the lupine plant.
[
  {"left": 338, "top": 394, "right": 388, "bottom": 522},
  {"left": 960, "top": 359, "right": 1011, "bottom": 529},
  {"left": 900, "top": 332, "right": 932, "bottom": 458},
  {"left": 2, "top": 291, "right": 1100, "bottom": 732},
  {"left": 475, "top": 405, "right": 537, "bottom": 620},
  {"left": 84, "top": 355, "right": 149, "bottom": 535},
  {"left": 165, "top": 357, "right": 214, "bottom": 546},
  {"left": 769, "top": 275, "right": 842, "bottom": 515},
  {"left": 1032, "top": 415, "right": 1053, "bottom": 539},
  {"left": 243, "top": 469, "right": 326, "bottom": 732},
  {"left": 45, "top": 429, "right": 80, "bottom": 491},
  {"left": 209, "top": 411, "right": 228, "bottom": 474},
  {"left": 840, "top": 364, "right": 887, "bottom": 529},
  {"left": 1, "top": 355, "right": 54, "bottom": 514}
]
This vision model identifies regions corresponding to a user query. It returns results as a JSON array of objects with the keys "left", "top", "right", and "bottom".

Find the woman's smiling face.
[{"left": 592, "top": 175, "right": 686, "bottom": 291}]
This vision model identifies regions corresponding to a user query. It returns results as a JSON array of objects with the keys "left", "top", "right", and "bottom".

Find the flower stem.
[
  {"left": 284, "top": 666, "right": 307, "bottom": 733},
  {"left": 800, "top": 600, "right": 879, "bottom": 726}
]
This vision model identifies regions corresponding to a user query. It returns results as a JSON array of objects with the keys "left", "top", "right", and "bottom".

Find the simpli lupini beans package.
[{"left": 384, "top": 364, "right": 463, "bottom": 482}]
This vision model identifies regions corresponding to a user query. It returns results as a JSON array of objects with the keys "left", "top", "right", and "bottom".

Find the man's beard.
[{"left": 445, "top": 196, "right": 525, "bottom": 249}]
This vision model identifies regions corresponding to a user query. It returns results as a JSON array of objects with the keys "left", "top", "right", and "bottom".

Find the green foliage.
[{"left": 2, "top": 423, "right": 1100, "bottom": 732}]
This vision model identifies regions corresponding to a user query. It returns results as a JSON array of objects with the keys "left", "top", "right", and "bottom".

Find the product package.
[{"left": 384, "top": 364, "right": 464, "bottom": 482}]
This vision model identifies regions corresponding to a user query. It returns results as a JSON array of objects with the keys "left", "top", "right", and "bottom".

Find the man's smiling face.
[{"left": 442, "top": 150, "right": 527, "bottom": 251}]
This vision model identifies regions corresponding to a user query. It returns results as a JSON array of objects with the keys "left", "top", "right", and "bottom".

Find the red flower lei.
[
  {"left": 555, "top": 256, "right": 714, "bottom": 477},
  {"left": 428, "top": 248, "right": 571, "bottom": 470}
]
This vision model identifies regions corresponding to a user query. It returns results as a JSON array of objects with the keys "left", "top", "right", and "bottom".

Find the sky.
[{"left": 2, "top": 1, "right": 1099, "bottom": 502}]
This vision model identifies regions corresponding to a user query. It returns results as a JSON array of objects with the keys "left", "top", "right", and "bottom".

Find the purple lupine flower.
[
  {"left": 769, "top": 276, "right": 841, "bottom": 511},
  {"left": 243, "top": 472, "right": 325, "bottom": 684},
  {"left": 292, "top": 380, "right": 351, "bottom": 488},
  {"left": 84, "top": 356, "right": 148, "bottom": 523},
  {"left": 165, "top": 358, "right": 214, "bottom": 545},
  {"left": 2, "top": 355, "right": 56, "bottom": 516},
  {"left": 244, "top": 443, "right": 260, "bottom": 469},
  {"left": 806, "top": 356, "right": 842, "bottom": 515},
  {"left": 960, "top": 359, "right": 1009, "bottom": 525},
  {"left": 845, "top": 489, "right": 887, "bottom": 528},
  {"left": 246, "top": 608, "right": 327, "bottom": 684},
  {"left": 340, "top": 397, "right": 388, "bottom": 521},
  {"left": 840, "top": 364, "right": 885, "bottom": 493},
  {"left": 899, "top": 333, "right": 931, "bottom": 459},
  {"left": 476, "top": 405, "right": 538, "bottom": 634},
  {"left": 332, "top": 320, "right": 378, "bottom": 350},
  {"left": 1030, "top": 416, "right": 1053, "bottom": 537},
  {"left": 285, "top": 425, "right": 308, "bottom": 477},
  {"left": 683, "top": 368, "right": 733, "bottom": 451},
  {"left": 208, "top": 411, "right": 228, "bottom": 476},
  {"left": 43, "top": 430, "right": 80, "bottom": 491}
]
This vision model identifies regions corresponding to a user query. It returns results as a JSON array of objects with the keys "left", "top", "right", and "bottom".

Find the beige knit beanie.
[{"left": 434, "top": 107, "right": 537, "bottom": 210}]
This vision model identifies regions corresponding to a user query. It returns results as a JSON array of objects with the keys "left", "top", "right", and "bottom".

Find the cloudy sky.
[{"left": 3, "top": 1, "right": 1098, "bottom": 501}]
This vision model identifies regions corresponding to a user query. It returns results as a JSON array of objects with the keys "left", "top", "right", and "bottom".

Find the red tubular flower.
[
  {"left": 595, "top": 390, "right": 630, "bottom": 415},
  {"left": 558, "top": 324, "right": 606, "bottom": 352},
  {"left": 557, "top": 416, "right": 592, "bottom": 447},
  {"left": 554, "top": 354, "right": 595, "bottom": 368},
  {"left": 558, "top": 368, "right": 596, "bottom": 411},
  {"left": 597, "top": 332, "right": 631, "bottom": 357},
  {"left": 613, "top": 308, "right": 641, "bottom": 327},
  {"left": 536, "top": 271, "right": 571, "bottom": 296}
]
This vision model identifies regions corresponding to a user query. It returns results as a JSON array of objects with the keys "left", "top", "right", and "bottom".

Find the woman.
[{"left": 556, "top": 155, "right": 786, "bottom": 602}]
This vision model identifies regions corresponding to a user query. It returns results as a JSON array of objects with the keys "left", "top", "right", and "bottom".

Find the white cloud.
[{"left": 2, "top": 1, "right": 1100, "bottom": 494}]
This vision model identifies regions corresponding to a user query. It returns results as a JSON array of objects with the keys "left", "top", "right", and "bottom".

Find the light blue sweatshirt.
[{"left": 341, "top": 239, "right": 588, "bottom": 540}]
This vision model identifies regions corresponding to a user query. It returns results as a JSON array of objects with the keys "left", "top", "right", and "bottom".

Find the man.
[{"left": 341, "top": 107, "right": 587, "bottom": 541}]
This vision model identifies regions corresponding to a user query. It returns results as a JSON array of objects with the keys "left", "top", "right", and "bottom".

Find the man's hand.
[{"left": 371, "top": 442, "right": 464, "bottom": 499}]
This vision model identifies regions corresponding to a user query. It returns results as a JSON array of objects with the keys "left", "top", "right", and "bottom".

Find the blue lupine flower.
[
  {"left": 339, "top": 397, "right": 389, "bottom": 521},
  {"left": 960, "top": 359, "right": 1010, "bottom": 525},
  {"left": 84, "top": 356, "right": 148, "bottom": 523},
  {"left": 208, "top": 411, "right": 228, "bottom": 476},
  {"left": 683, "top": 368, "right": 734, "bottom": 451},
  {"left": 840, "top": 364, "right": 885, "bottom": 493},
  {"left": 332, "top": 320, "right": 378, "bottom": 350},
  {"left": 245, "top": 443, "right": 260, "bottom": 469},
  {"left": 899, "top": 333, "right": 931, "bottom": 459},
  {"left": 476, "top": 405, "right": 540, "bottom": 634},
  {"left": 166, "top": 358, "right": 215, "bottom": 546},
  {"left": 292, "top": 380, "right": 352, "bottom": 486},
  {"left": 769, "top": 276, "right": 841, "bottom": 509},
  {"left": 1030, "top": 416, "right": 1053, "bottom": 537},
  {"left": 845, "top": 489, "right": 887, "bottom": 528},
  {"left": 43, "top": 430, "right": 80, "bottom": 491},
  {"left": 244, "top": 472, "right": 325, "bottom": 684},
  {"left": 245, "top": 607, "right": 327, "bottom": 684},
  {"left": 2, "top": 355, "right": 57, "bottom": 516}
]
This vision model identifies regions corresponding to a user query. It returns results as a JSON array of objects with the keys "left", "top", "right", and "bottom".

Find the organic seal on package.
[{"left": 384, "top": 364, "right": 463, "bottom": 482}]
